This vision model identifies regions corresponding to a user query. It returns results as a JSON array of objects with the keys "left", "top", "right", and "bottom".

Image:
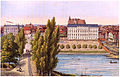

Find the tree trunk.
[
  {"left": 2, "top": 63, "right": 4, "bottom": 68},
  {"left": 47, "top": 70, "right": 49, "bottom": 76}
]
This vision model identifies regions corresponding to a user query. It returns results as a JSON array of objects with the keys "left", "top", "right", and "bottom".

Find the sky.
[{"left": 1, "top": 1, "right": 119, "bottom": 25}]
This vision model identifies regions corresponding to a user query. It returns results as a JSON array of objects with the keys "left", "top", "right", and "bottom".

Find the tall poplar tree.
[
  {"left": 15, "top": 28, "right": 26, "bottom": 57},
  {"left": 31, "top": 17, "right": 60, "bottom": 76},
  {"left": 43, "top": 17, "right": 60, "bottom": 75}
]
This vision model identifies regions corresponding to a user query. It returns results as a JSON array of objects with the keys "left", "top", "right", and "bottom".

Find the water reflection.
[{"left": 55, "top": 54, "right": 119, "bottom": 76}]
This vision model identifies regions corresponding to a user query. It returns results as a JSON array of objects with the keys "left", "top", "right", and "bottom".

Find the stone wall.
[{"left": 58, "top": 40, "right": 105, "bottom": 51}]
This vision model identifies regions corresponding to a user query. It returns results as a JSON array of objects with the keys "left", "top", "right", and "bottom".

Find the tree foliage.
[
  {"left": 66, "top": 44, "right": 70, "bottom": 49},
  {"left": 82, "top": 44, "right": 87, "bottom": 48},
  {"left": 77, "top": 44, "right": 81, "bottom": 49},
  {"left": 60, "top": 44, "right": 64, "bottom": 49},
  {"left": 98, "top": 45, "right": 102, "bottom": 49},
  {"left": 72, "top": 44, "right": 76, "bottom": 49},
  {"left": 89, "top": 44, "right": 92, "bottom": 48},
  {"left": 15, "top": 28, "right": 26, "bottom": 57},
  {"left": 31, "top": 17, "right": 60, "bottom": 76},
  {"left": 1, "top": 33, "right": 19, "bottom": 68},
  {"left": 93, "top": 45, "right": 97, "bottom": 49}
]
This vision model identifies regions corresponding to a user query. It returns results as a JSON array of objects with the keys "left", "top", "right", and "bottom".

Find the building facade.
[
  {"left": 67, "top": 17, "right": 99, "bottom": 40},
  {"left": 67, "top": 24, "right": 99, "bottom": 40},
  {"left": 3, "top": 25, "right": 19, "bottom": 36}
]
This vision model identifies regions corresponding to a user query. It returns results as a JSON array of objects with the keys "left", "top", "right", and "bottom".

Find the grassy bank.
[{"left": 60, "top": 50, "right": 108, "bottom": 53}]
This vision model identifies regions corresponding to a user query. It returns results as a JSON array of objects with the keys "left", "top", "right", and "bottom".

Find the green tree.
[
  {"left": 66, "top": 44, "right": 70, "bottom": 49},
  {"left": 98, "top": 45, "right": 102, "bottom": 49},
  {"left": 77, "top": 44, "right": 81, "bottom": 49},
  {"left": 60, "top": 44, "right": 64, "bottom": 49},
  {"left": 1, "top": 34, "right": 19, "bottom": 68},
  {"left": 15, "top": 28, "right": 26, "bottom": 57},
  {"left": 72, "top": 44, "right": 76, "bottom": 49},
  {"left": 31, "top": 29, "right": 41, "bottom": 73},
  {"left": 82, "top": 44, "right": 87, "bottom": 48},
  {"left": 43, "top": 17, "right": 60, "bottom": 75},
  {"left": 31, "top": 17, "right": 60, "bottom": 76},
  {"left": 89, "top": 44, "right": 92, "bottom": 49},
  {"left": 93, "top": 45, "right": 97, "bottom": 49}
]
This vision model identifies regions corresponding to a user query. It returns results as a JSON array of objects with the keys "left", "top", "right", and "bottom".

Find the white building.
[
  {"left": 4, "top": 25, "right": 19, "bottom": 36},
  {"left": 67, "top": 24, "right": 99, "bottom": 40}
]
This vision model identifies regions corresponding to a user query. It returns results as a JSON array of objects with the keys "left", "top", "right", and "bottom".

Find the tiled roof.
[{"left": 67, "top": 24, "right": 98, "bottom": 27}]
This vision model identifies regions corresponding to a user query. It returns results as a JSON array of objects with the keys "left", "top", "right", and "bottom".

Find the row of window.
[
  {"left": 68, "top": 37, "right": 97, "bottom": 39},
  {"left": 68, "top": 30, "right": 98, "bottom": 32},
  {"left": 4, "top": 28, "right": 18, "bottom": 31},
  {"left": 68, "top": 34, "right": 98, "bottom": 36}
]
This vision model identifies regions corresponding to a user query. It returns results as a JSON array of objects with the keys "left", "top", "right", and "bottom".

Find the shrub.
[
  {"left": 93, "top": 45, "right": 97, "bottom": 49},
  {"left": 72, "top": 44, "right": 76, "bottom": 49},
  {"left": 66, "top": 44, "right": 70, "bottom": 49},
  {"left": 60, "top": 44, "right": 64, "bottom": 49},
  {"left": 89, "top": 44, "right": 92, "bottom": 48},
  {"left": 82, "top": 44, "right": 87, "bottom": 48},
  {"left": 77, "top": 44, "right": 81, "bottom": 49},
  {"left": 98, "top": 45, "right": 102, "bottom": 49}
]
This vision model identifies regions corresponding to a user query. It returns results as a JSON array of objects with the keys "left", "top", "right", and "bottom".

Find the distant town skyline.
[{"left": 1, "top": 1, "right": 119, "bottom": 26}]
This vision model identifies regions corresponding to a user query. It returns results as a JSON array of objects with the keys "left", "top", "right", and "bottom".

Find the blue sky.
[{"left": 1, "top": 1, "right": 119, "bottom": 25}]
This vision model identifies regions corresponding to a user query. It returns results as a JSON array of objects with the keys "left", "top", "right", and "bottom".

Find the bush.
[
  {"left": 77, "top": 44, "right": 81, "bottom": 49},
  {"left": 72, "top": 44, "right": 76, "bottom": 49},
  {"left": 66, "top": 44, "right": 70, "bottom": 49},
  {"left": 82, "top": 44, "right": 87, "bottom": 48},
  {"left": 89, "top": 44, "right": 92, "bottom": 48},
  {"left": 98, "top": 45, "right": 102, "bottom": 49},
  {"left": 60, "top": 44, "right": 64, "bottom": 49},
  {"left": 93, "top": 45, "right": 97, "bottom": 49}
]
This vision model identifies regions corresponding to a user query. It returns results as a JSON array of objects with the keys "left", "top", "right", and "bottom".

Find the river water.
[{"left": 55, "top": 54, "right": 119, "bottom": 76}]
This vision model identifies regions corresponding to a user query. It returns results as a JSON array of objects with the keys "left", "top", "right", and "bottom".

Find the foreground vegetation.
[
  {"left": 60, "top": 50, "right": 108, "bottom": 53},
  {"left": 1, "top": 29, "right": 26, "bottom": 68}
]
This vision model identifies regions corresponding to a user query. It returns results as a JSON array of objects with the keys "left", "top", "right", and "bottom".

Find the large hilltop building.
[{"left": 67, "top": 17, "right": 99, "bottom": 40}]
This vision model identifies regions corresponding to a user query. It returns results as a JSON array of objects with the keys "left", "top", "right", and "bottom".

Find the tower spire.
[{"left": 69, "top": 16, "right": 71, "bottom": 20}]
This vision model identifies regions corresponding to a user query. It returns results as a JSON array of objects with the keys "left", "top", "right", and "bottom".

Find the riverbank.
[{"left": 59, "top": 51, "right": 109, "bottom": 55}]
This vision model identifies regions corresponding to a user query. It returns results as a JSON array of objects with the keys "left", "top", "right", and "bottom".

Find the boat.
[{"left": 110, "top": 60, "right": 117, "bottom": 63}]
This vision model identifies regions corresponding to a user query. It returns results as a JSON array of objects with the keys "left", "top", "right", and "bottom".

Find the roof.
[
  {"left": 67, "top": 24, "right": 99, "bottom": 27},
  {"left": 4, "top": 25, "right": 18, "bottom": 27}
]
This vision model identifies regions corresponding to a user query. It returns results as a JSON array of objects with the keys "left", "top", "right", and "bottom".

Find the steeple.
[
  {"left": 30, "top": 22, "right": 32, "bottom": 25},
  {"left": 69, "top": 16, "right": 71, "bottom": 20}
]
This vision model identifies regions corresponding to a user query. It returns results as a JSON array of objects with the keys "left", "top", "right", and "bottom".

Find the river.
[{"left": 55, "top": 54, "right": 119, "bottom": 76}]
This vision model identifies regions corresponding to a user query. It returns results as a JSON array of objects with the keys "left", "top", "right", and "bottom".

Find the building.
[
  {"left": 37, "top": 25, "right": 46, "bottom": 36},
  {"left": 24, "top": 23, "right": 37, "bottom": 35},
  {"left": 67, "top": 17, "right": 99, "bottom": 40},
  {"left": 98, "top": 25, "right": 119, "bottom": 42},
  {"left": 37, "top": 25, "right": 67, "bottom": 37},
  {"left": 59, "top": 26, "right": 67, "bottom": 37},
  {"left": 68, "top": 16, "right": 86, "bottom": 24},
  {"left": 0, "top": 27, "right": 4, "bottom": 36},
  {"left": 3, "top": 25, "right": 20, "bottom": 36}
]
